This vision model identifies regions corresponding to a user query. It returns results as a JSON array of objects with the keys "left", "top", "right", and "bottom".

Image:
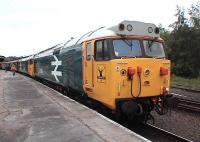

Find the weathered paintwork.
[
  {"left": 35, "top": 44, "right": 83, "bottom": 92},
  {"left": 19, "top": 61, "right": 28, "bottom": 74}
]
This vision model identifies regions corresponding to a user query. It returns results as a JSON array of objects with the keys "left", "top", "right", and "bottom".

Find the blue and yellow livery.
[{"left": 1, "top": 20, "right": 176, "bottom": 121}]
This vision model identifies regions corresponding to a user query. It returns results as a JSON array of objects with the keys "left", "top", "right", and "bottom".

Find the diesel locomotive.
[{"left": 1, "top": 20, "right": 175, "bottom": 121}]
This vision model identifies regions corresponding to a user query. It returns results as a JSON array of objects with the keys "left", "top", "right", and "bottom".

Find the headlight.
[
  {"left": 119, "top": 23, "right": 125, "bottom": 31},
  {"left": 127, "top": 24, "right": 133, "bottom": 31}
]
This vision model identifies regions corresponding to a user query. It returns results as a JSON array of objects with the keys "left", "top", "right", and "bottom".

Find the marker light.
[
  {"left": 119, "top": 23, "right": 125, "bottom": 31},
  {"left": 148, "top": 27, "right": 153, "bottom": 33},
  {"left": 163, "top": 87, "right": 169, "bottom": 95},
  {"left": 160, "top": 67, "right": 168, "bottom": 76},
  {"left": 127, "top": 67, "right": 135, "bottom": 80}
]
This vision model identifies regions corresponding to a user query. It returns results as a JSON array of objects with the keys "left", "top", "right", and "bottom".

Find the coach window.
[
  {"left": 94, "top": 40, "right": 109, "bottom": 61},
  {"left": 86, "top": 43, "right": 91, "bottom": 60}
]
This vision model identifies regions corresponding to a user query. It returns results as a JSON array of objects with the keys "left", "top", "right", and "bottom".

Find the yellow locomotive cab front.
[{"left": 111, "top": 58, "right": 170, "bottom": 99}]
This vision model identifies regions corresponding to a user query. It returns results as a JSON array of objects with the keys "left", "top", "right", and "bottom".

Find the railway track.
[
  {"left": 129, "top": 123, "right": 192, "bottom": 142},
  {"left": 142, "top": 123, "right": 192, "bottom": 142},
  {"left": 177, "top": 98, "right": 200, "bottom": 112},
  {"left": 170, "top": 90, "right": 200, "bottom": 113},
  {"left": 171, "top": 86, "right": 200, "bottom": 93}
]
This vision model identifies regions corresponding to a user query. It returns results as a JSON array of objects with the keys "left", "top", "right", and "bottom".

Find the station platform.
[{"left": 0, "top": 71, "right": 149, "bottom": 142}]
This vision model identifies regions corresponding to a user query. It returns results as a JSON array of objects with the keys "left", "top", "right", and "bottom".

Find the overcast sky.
[{"left": 0, "top": 0, "right": 198, "bottom": 57}]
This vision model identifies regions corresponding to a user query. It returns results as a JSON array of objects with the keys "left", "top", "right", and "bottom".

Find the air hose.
[
  {"left": 136, "top": 74, "right": 142, "bottom": 97},
  {"left": 130, "top": 79, "right": 134, "bottom": 98},
  {"left": 130, "top": 73, "right": 142, "bottom": 98}
]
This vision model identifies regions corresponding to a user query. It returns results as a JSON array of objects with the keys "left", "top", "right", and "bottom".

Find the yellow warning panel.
[{"left": 97, "top": 64, "right": 106, "bottom": 83}]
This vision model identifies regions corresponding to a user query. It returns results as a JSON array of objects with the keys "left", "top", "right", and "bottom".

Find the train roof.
[
  {"left": 9, "top": 60, "right": 19, "bottom": 63},
  {"left": 34, "top": 43, "right": 64, "bottom": 58},
  {"left": 63, "top": 20, "right": 161, "bottom": 49},
  {"left": 12, "top": 20, "right": 161, "bottom": 60},
  {"left": 18, "top": 56, "right": 31, "bottom": 62}
]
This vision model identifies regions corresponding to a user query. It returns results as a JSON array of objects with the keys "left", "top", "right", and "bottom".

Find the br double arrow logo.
[{"left": 51, "top": 55, "right": 62, "bottom": 82}]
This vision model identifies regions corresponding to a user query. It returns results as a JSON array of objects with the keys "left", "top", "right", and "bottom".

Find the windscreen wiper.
[
  {"left": 147, "top": 37, "right": 158, "bottom": 51},
  {"left": 122, "top": 38, "right": 133, "bottom": 51},
  {"left": 147, "top": 41, "right": 153, "bottom": 52}
]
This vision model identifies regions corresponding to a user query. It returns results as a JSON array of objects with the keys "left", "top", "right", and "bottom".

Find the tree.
[
  {"left": 166, "top": 2, "right": 200, "bottom": 78},
  {"left": 170, "top": 6, "right": 188, "bottom": 31},
  {"left": 0, "top": 56, "right": 5, "bottom": 62},
  {"left": 188, "top": 1, "right": 200, "bottom": 29}
]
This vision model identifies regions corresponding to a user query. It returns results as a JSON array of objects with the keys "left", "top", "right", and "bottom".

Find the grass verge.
[{"left": 171, "top": 75, "right": 200, "bottom": 90}]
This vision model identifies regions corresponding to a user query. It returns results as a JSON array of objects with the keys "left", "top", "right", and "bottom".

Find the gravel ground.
[
  {"left": 152, "top": 108, "right": 200, "bottom": 142},
  {"left": 163, "top": 87, "right": 200, "bottom": 141}
]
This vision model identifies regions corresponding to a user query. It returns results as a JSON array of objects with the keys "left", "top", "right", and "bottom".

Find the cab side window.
[
  {"left": 94, "top": 40, "right": 109, "bottom": 61},
  {"left": 86, "top": 43, "right": 91, "bottom": 60}
]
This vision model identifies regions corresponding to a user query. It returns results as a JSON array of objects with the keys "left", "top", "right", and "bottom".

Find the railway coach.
[
  {"left": 14, "top": 20, "right": 176, "bottom": 121},
  {"left": 18, "top": 56, "right": 29, "bottom": 74},
  {"left": 1, "top": 62, "right": 11, "bottom": 71}
]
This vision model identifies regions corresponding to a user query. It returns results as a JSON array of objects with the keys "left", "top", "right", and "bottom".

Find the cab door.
[
  {"left": 83, "top": 42, "right": 94, "bottom": 96},
  {"left": 28, "top": 59, "right": 35, "bottom": 77}
]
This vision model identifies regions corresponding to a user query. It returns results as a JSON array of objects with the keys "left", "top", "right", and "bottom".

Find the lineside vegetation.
[{"left": 160, "top": 1, "right": 200, "bottom": 79}]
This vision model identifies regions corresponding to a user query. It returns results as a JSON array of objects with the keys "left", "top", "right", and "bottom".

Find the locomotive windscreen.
[
  {"left": 113, "top": 39, "right": 142, "bottom": 58},
  {"left": 112, "top": 38, "right": 165, "bottom": 59},
  {"left": 143, "top": 40, "right": 165, "bottom": 58}
]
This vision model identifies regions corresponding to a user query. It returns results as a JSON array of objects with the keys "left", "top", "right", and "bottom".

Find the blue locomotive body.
[{"left": 35, "top": 44, "right": 83, "bottom": 93}]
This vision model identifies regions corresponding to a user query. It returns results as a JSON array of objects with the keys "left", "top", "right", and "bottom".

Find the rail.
[
  {"left": 171, "top": 86, "right": 200, "bottom": 93},
  {"left": 143, "top": 123, "right": 192, "bottom": 142},
  {"left": 120, "top": 121, "right": 192, "bottom": 142},
  {"left": 177, "top": 98, "right": 200, "bottom": 112}
]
